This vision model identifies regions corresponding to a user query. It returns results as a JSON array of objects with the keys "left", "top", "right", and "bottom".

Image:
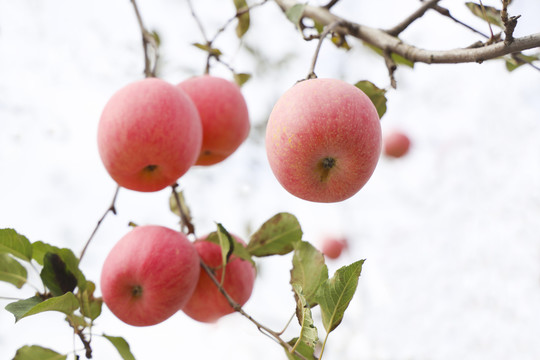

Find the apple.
[
  {"left": 98, "top": 77, "right": 203, "bottom": 192},
  {"left": 182, "top": 234, "right": 256, "bottom": 323},
  {"left": 321, "top": 237, "right": 348, "bottom": 260},
  {"left": 100, "top": 225, "right": 200, "bottom": 326},
  {"left": 177, "top": 75, "right": 250, "bottom": 166},
  {"left": 383, "top": 130, "right": 411, "bottom": 158},
  {"left": 265, "top": 78, "right": 382, "bottom": 203}
]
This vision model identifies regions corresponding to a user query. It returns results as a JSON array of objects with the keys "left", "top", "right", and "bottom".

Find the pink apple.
[
  {"left": 321, "top": 237, "right": 348, "bottom": 260},
  {"left": 177, "top": 75, "right": 250, "bottom": 166},
  {"left": 182, "top": 234, "right": 256, "bottom": 323},
  {"left": 100, "top": 225, "right": 200, "bottom": 326},
  {"left": 265, "top": 78, "right": 381, "bottom": 203},
  {"left": 98, "top": 77, "right": 203, "bottom": 192},
  {"left": 383, "top": 130, "right": 411, "bottom": 158}
]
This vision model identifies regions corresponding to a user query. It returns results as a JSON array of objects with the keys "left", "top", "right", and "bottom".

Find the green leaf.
[
  {"left": 13, "top": 345, "right": 67, "bottom": 360},
  {"left": 465, "top": 2, "right": 504, "bottom": 28},
  {"left": 193, "top": 43, "right": 222, "bottom": 57},
  {"left": 234, "top": 72, "right": 252, "bottom": 87},
  {"left": 233, "top": 0, "right": 250, "bottom": 38},
  {"left": 286, "top": 4, "right": 306, "bottom": 26},
  {"left": 206, "top": 231, "right": 254, "bottom": 266},
  {"left": 103, "top": 334, "right": 136, "bottom": 360},
  {"left": 354, "top": 80, "right": 388, "bottom": 119},
  {"left": 6, "top": 292, "right": 79, "bottom": 322},
  {"left": 0, "top": 253, "right": 28, "bottom": 288},
  {"left": 0, "top": 228, "right": 32, "bottom": 261},
  {"left": 365, "top": 43, "right": 414, "bottom": 68},
  {"left": 34, "top": 243, "right": 87, "bottom": 292},
  {"left": 285, "top": 337, "right": 316, "bottom": 360},
  {"left": 41, "top": 252, "right": 78, "bottom": 296},
  {"left": 80, "top": 281, "right": 103, "bottom": 321},
  {"left": 169, "top": 188, "right": 192, "bottom": 222},
  {"left": 314, "top": 260, "right": 364, "bottom": 333},
  {"left": 291, "top": 284, "right": 318, "bottom": 351},
  {"left": 247, "top": 213, "right": 303, "bottom": 256},
  {"left": 504, "top": 53, "right": 540, "bottom": 72},
  {"left": 290, "top": 242, "right": 328, "bottom": 307}
]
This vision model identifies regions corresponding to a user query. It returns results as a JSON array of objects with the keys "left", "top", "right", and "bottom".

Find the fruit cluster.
[{"left": 97, "top": 75, "right": 382, "bottom": 326}]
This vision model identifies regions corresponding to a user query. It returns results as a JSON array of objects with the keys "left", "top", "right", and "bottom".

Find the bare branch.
[
  {"left": 130, "top": 0, "right": 159, "bottom": 77},
  {"left": 431, "top": 4, "right": 489, "bottom": 38},
  {"left": 273, "top": 0, "right": 540, "bottom": 66},
  {"left": 386, "top": 0, "right": 441, "bottom": 37},
  {"left": 79, "top": 185, "right": 120, "bottom": 262}
]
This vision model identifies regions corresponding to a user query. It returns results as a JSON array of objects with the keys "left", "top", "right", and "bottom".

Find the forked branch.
[{"left": 274, "top": 0, "right": 540, "bottom": 65}]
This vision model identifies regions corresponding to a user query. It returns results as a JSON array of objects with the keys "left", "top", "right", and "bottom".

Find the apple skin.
[
  {"left": 383, "top": 130, "right": 411, "bottom": 158},
  {"left": 182, "top": 234, "right": 256, "bottom": 323},
  {"left": 321, "top": 237, "right": 348, "bottom": 260},
  {"left": 177, "top": 75, "right": 250, "bottom": 166},
  {"left": 265, "top": 78, "right": 381, "bottom": 203},
  {"left": 100, "top": 225, "right": 200, "bottom": 327},
  {"left": 98, "top": 78, "right": 203, "bottom": 192}
]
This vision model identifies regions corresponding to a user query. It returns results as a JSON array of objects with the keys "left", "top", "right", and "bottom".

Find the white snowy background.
[{"left": 1, "top": 0, "right": 540, "bottom": 359}]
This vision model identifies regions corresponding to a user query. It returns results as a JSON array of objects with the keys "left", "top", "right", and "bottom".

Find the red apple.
[
  {"left": 177, "top": 75, "right": 250, "bottom": 166},
  {"left": 100, "top": 225, "right": 200, "bottom": 326},
  {"left": 98, "top": 78, "right": 203, "bottom": 192},
  {"left": 265, "top": 78, "right": 381, "bottom": 203},
  {"left": 182, "top": 234, "right": 256, "bottom": 323},
  {"left": 383, "top": 130, "right": 411, "bottom": 158},
  {"left": 321, "top": 237, "right": 348, "bottom": 260}
]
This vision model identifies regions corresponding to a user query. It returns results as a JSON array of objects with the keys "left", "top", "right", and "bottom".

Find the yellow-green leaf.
[
  {"left": 248, "top": 213, "right": 303, "bottom": 256},
  {"left": 0, "top": 228, "right": 32, "bottom": 262},
  {"left": 0, "top": 253, "right": 27, "bottom": 288},
  {"left": 233, "top": 0, "right": 250, "bottom": 38},
  {"left": 465, "top": 2, "right": 504, "bottom": 28},
  {"left": 13, "top": 345, "right": 67, "bottom": 360},
  {"left": 355, "top": 80, "right": 388, "bottom": 119}
]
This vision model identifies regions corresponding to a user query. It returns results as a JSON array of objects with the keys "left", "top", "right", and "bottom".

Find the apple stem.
[
  {"left": 306, "top": 20, "right": 345, "bottom": 80},
  {"left": 170, "top": 184, "right": 196, "bottom": 236},
  {"left": 79, "top": 185, "right": 120, "bottom": 262}
]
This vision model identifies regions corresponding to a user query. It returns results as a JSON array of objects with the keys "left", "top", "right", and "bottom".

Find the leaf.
[
  {"left": 365, "top": 43, "right": 414, "bottom": 68},
  {"left": 103, "top": 334, "right": 136, "bottom": 360},
  {"left": 504, "top": 53, "right": 540, "bottom": 72},
  {"left": 292, "top": 284, "right": 318, "bottom": 351},
  {"left": 80, "top": 281, "right": 103, "bottom": 321},
  {"left": 6, "top": 292, "right": 79, "bottom": 322},
  {"left": 233, "top": 0, "right": 250, "bottom": 38},
  {"left": 234, "top": 72, "right": 252, "bottom": 87},
  {"left": 13, "top": 345, "right": 67, "bottom": 360},
  {"left": 206, "top": 231, "right": 254, "bottom": 266},
  {"left": 314, "top": 260, "right": 364, "bottom": 333},
  {"left": 247, "top": 213, "right": 303, "bottom": 256},
  {"left": 285, "top": 337, "right": 316, "bottom": 360},
  {"left": 354, "top": 80, "right": 388, "bottom": 119},
  {"left": 0, "top": 228, "right": 32, "bottom": 261},
  {"left": 465, "top": 2, "right": 504, "bottom": 28},
  {"left": 0, "top": 253, "right": 28, "bottom": 288},
  {"left": 34, "top": 243, "right": 87, "bottom": 292},
  {"left": 193, "top": 43, "right": 222, "bottom": 57},
  {"left": 290, "top": 242, "right": 328, "bottom": 307},
  {"left": 168, "top": 188, "right": 192, "bottom": 222},
  {"left": 41, "top": 252, "right": 78, "bottom": 296},
  {"left": 286, "top": 4, "right": 306, "bottom": 26}
]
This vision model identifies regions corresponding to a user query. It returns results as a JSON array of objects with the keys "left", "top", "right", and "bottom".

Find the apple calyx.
[
  {"left": 318, "top": 156, "right": 337, "bottom": 182},
  {"left": 131, "top": 285, "right": 143, "bottom": 298}
]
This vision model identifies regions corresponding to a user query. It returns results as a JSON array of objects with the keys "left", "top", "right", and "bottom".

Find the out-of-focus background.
[{"left": 1, "top": 0, "right": 540, "bottom": 359}]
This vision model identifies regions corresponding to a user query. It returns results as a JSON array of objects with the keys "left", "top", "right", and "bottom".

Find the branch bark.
[{"left": 274, "top": 0, "right": 540, "bottom": 65}]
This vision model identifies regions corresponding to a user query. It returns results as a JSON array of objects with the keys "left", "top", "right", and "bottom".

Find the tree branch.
[
  {"left": 274, "top": 0, "right": 540, "bottom": 65},
  {"left": 386, "top": 0, "right": 441, "bottom": 37}
]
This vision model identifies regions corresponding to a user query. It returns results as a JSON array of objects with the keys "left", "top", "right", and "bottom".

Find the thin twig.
[
  {"left": 383, "top": 49, "right": 397, "bottom": 89},
  {"left": 478, "top": 0, "right": 495, "bottom": 40},
  {"left": 130, "top": 0, "right": 159, "bottom": 77},
  {"left": 79, "top": 186, "right": 120, "bottom": 262},
  {"left": 501, "top": 0, "right": 520, "bottom": 45},
  {"left": 386, "top": 0, "right": 441, "bottom": 37},
  {"left": 323, "top": 0, "right": 340, "bottom": 10},
  {"left": 170, "top": 184, "right": 196, "bottom": 236},
  {"left": 431, "top": 4, "right": 489, "bottom": 38},
  {"left": 306, "top": 20, "right": 344, "bottom": 79}
]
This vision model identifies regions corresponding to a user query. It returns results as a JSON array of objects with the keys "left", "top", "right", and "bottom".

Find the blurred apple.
[
  {"left": 321, "top": 237, "right": 348, "bottom": 260},
  {"left": 383, "top": 130, "right": 411, "bottom": 158}
]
